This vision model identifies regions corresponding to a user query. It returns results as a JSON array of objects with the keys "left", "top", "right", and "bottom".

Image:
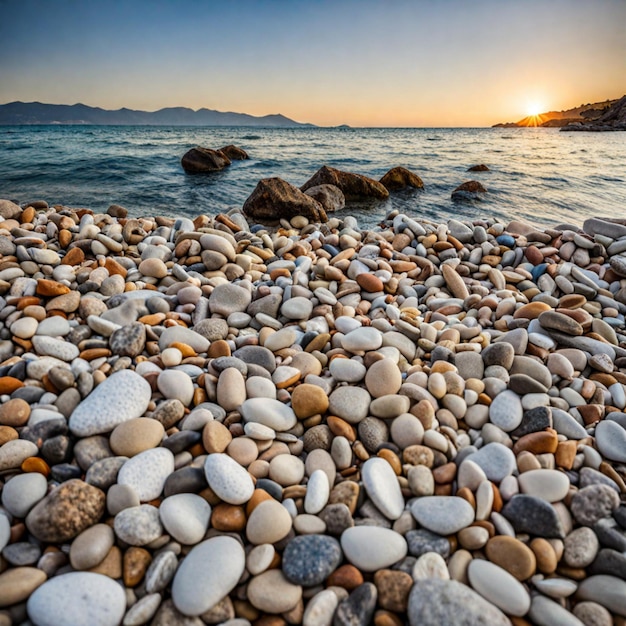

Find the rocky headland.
[{"left": 0, "top": 194, "right": 625, "bottom": 626}]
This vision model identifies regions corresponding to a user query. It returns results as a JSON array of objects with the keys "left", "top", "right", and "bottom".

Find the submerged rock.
[
  {"left": 301, "top": 165, "right": 389, "bottom": 201},
  {"left": 379, "top": 166, "right": 424, "bottom": 191},
  {"left": 181, "top": 146, "right": 231, "bottom": 173}
]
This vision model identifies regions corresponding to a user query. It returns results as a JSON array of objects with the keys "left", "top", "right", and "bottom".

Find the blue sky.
[{"left": 1, "top": 0, "right": 625, "bottom": 126}]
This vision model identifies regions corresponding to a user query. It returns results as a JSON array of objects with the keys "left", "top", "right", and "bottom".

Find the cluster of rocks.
[
  {"left": 0, "top": 195, "right": 625, "bottom": 626},
  {"left": 181, "top": 145, "right": 249, "bottom": 174}
]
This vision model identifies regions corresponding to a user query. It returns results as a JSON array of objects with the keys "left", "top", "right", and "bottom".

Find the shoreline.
[{"left": 0, "top": 198, "right": 625, "bottom": 625}]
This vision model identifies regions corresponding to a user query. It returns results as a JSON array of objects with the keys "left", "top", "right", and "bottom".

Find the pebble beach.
[{"left": 1, "top": 196, "right": 626, "bottom": 626}]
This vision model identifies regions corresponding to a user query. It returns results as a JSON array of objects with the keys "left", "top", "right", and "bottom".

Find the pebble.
[
  {"left": 27, "top": 572, "right": 126, "bottom": 626},
  {"left": 594, "top": 419, "right": 626, "bottom": 463},
  {"left": 407, "top": 579, "right": 510, "bottom": 626},
  {"left": 489, "top": 389, "right": 523, "bottom": 432},
  {"left": 246, "top": 499, "right": 293, "bottom": 544},
  {"left": 341, "top": 526, "right": 407, "bottom": 572},
  {"left": 411, "top": 496, "right": 475, "bottom": 535},
  {"left": 69, "top": 523, "right": 115, "bottom": 570},
  {"left": 467, "top": 558, "right": 530, "bottom": 616},
  {"left": 114, "top": 504, "right": 163, "bottom": 546},
  {"left": 247, "top": 569, "right": 303, "bottom": 613},
  {"left": 304, "top": 469, "right": 330, "bottom": 514},
  {"left": 69, "top": 370, "right": 151, "bottom": 436},
  {"left": 528, "top": 594, "right": 585, "bottom": 626},
  {"left": 518, "top": 468, "right": 571, "bottom": 502},
  {"left": 159, "top": 494, "right": 212, "bottom": 545},
  {"left": 204, "top": 453, "right": 255, "bottom": 504},
  {"left": 171, "top": 536, "right": 246, "bottom": 616},
  {"left": 362, "top": 457, "right": 405, "bottom": 520},
  {"left": 282, "top": 534, "right": 342, "bottom": 586},
  {"left": 1, "top": 472, "right": 48, "bottom": 518},
  {"left": 333, "top": 582, "right": 377, "bottom": 626},
  {"left": 240, "top": 397, "right": 297, "bottom": 431},
  {"left": 117, "top": 448, "right": 175, "bottom": 501}
]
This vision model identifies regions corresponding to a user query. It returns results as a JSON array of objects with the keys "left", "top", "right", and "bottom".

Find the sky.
[{"left": 0, "top": 0, "right": 625, "bottom": 127}]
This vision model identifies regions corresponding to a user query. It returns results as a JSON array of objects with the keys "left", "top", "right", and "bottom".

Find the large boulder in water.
[
  {"left": 304, "top": 184, "right": 345, "bottom": 213},
  {"left": 181, "top": 147, "right": 231, "bottom": 173},
  {"left": 243, "top": 177, "right": 327, "bottom": 223},
  {"left": 301, "top": 165, "right": 389, "bottom": 201},
  {"left": 219, "top": 145, "right": 249, "bottom": 160},
  {"left": 451, "top": 180, "right": 487, "bottom": 201},
  {"left": 380, "top": 166, "right": 424, "bottom": 191}
]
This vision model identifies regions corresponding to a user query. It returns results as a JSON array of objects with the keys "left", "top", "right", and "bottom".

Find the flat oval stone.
[
  {"left": 329, "top": 358, "right": 366, "bottom": 383},
  {"left": 109, "top": 417, "right": 164, "bottom": 457},
  {"left": 408, "top": 579, "right": 510, "bottom": 626},
  {"left": 282, "top": 534, "right": 342, "bottom": 586},
  {"left": 247, "top": 499, "right": 293, "bottom": 544},
  {"left": 485, "top": 536, "right": 536, "bottom": 581},
  {"left": 463, "top": 442, "right": 516, "bottom": 482},
  {"left": 240, "top": 397, "right": 297, "bottom": 431},
  {"left": 269, "top": 454, "right": 305, "bottom": 486},
  {"left": 304, "top": 469, "right": 330, "bottom": 514},
  {"left": 247, "top": 569, "right": 303, "bottom": 614},
  {"left": 489, "top": 390, "right": 523, "bottom": 432},
  {"left": 0, "top": 566, "right": 47, "bottom": 608},
  {"left": 341, "top": 327, "right": 383, "bottom": 353},
  {"left": 157, "top": 369, "right": 194, "bottom": 406},
  {"left": 577, "top": 575, "right": 626, "bottom": 617},
  {"left": 171, "top": 536, "right": 245, "bottom": 617},
  {"left": 159, "top": 493, "right": 211, "bottom": 545},
  {"left": 204, "top": 453, "right": 254, "bottom": 504},
  {"left": 0, "top": 439, "right": 39, "bottom": 471},
  {"left": 365, "top": 359, "right": 402, "bottom": 398},
  {"left": 362, "top": 457, "right": 404, "bottom": 520},
  {"left": 518, "top": 469, "right": 570, "bottom": 502},
  {"left": 411, "top": 496, "right": 475, "bottom": 536},
  {"left": 468, "top": 558, "right": 530, "bottom": 617},
  {"left": 528, "top": 593, "right": 585, "bottom": 626},
  {"left": 69, "top": 523, "right": 115, "bottom": 570},
  {"left": 69, "top": 370, "right": 151, "bottom": 436},
  {"left": 27, "top": 572, "right": 126, "bottom": 626},
  {"left": 341, "top": 526, "right": 407, "bottom": 572},
  {"left": 1, "top": 472, "right": 47, "bottom": 518},
  {"left": 117, "top": 448, "right": 175, "bottom": 501},
  {"left": 564, "top": 526, "right": 599, "bottom": 568},
  {"left": 595, "top": 420, "right": 626, "bottom": 463}
]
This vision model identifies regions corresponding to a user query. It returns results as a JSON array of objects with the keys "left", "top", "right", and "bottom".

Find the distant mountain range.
[
  {"left": 0, "top": 101, "right": 314, "bottom": 127},
  {"left": 493, "top": 96, "right": 626, "bottom": 130}
]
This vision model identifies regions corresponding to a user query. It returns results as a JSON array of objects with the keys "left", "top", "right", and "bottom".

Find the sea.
[{"left": 1, "top": 125, "right": 625, "bottom": 230}]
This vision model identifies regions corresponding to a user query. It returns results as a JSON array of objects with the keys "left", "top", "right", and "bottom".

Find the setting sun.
[{"left": 527, "top": 103, "right": 544, "bottom": 117}]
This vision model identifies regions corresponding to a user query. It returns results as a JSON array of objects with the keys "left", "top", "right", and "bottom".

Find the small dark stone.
[
  {"left": 451, "top": 180, "right": 487, "bottom": 201},
  {"left": 163, "top": 467, "right": 207, "bottom": 497},
  {"left": 232, "top": 345, "right": 276, "bottom": 373},
  {"left": 48, "top": 366, "right": 76, "bottom": 391},
  {"left": 593, "top": 518, "right": 626, "bottom": 552},
  {"left": 42, "top": 435, "right": 73, "bottom": 465},
  {"left": 589, "top": 548, "right": 626, "bottom": 580},
  {"left": 319, "top": 503, "right": 354, "bottom": 536},
  {"left": 502, "top": 494, "right": 565, "bottom": 538},
  {"left": 55, "top": 387, "right": 81, "bottom": 418},
  {"left": 210, "top": 356, "right": 248, "bottom": 375},
  {"left": 218, "top": 145, "right": 248, "bottom": 160},
  {"left": 107, "top": 204, "right": 128, "bottom": 218},
  {"left": 282, "top": 534, "right": 342, "bottom": 586},
  {"left": 508, "top": 373, "right": 547, "bottom": 394},
  {"left": 85, "top": 456, "right": 128, "bottom": 490},
  {"left": 333, "top": 582, "right": 377, "bottom": 626},
  {"left": 181, "top": 146, "right": 231, "bottom": 174},
  {"left": 614, "top": 505, "right": 626, "bottom": 530},
  {"left": 406, "top": 529, "right": 450, "bottom": 558},
  {"left": 511, "top": 406, "right": 552, "bottom": 438},
  {"left": 379, "top": 166, "right": 424, "bottom": 192},
  {"left": 50, "top": 463, "right": 83, "bottom": 482},
  {"left": 255, "top": 478, "right": 283, "bottom": 501},
  {"left": 161, "top": 431, "right": 201, "bottom": 454},
  {"left": 73, "top": 436, "right": 112, "bottom": 471},
  {"left": 10, "top": 386, "right": 46, "bottom": 403},
  {"left": 303, "top": 424, "right": 332, "bottom": 452},
  {"left": 109, "top": 322, "right": 146, "bottom": 358},
  {"left": 481, "top": 342, "right": 515, "bottom": 369},
  {"left": 467, "top": 164, "right": 489, "bottom": 172},
  {"left": 21, "top": 417, "right": 68, "bottom": 445}
]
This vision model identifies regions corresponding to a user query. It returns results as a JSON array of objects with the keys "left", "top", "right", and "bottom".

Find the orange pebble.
[{"left": 21, "top": 457, "right": 51, "bottom": 476}]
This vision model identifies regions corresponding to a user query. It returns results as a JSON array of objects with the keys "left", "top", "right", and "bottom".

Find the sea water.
[{"left": 1, "top": 125, "right": 625, "bottom": 229}]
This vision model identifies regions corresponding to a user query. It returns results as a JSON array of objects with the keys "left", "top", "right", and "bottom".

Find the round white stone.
[
  {"left": 411, "top": 496, "right": 475, "bottom": 535},
  {"left": 204, "top": 453, "right": 254, "bottom": 504},
  {"left": 117, "top": 448, "right": 175, "bottom": 502},
  {"left": 595, "top": 420, "right": 626, "bottom": 463},
  {"left": 27, "top": 572, "right": 126, "bottom": 626},
  {"left": 362, "top": 457, "right": 404, "bottom": 520},
  {"left": 240, "top": 397, "right": 297, "bottom": 432},
  {"left": 171, "top": 536, "right": 245, "bottom": 616},
  {"left": 341, "top": 327, "right": 383, "bottom": 353},
  {"left": 340, "top": 526, "right": 407, "bottom": 572},
  {"left": 69, "top": 370, "right": 152, "bottom": 437},
  {"left": 159, "top": 494, "right": 211, "bottom": 545},
  {"left": 157, "top": 370, "right": 194, "bottom": 406}
]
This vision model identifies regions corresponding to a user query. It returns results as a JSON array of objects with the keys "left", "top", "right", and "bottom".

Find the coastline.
[{"left": 1, "top": 198, "right": 625, "bottom": 624}]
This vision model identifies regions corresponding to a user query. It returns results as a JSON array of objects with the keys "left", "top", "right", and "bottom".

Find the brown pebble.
[
  {"left": 374, "top": 569, "right": 413, "bottom": 612},
  {"left": 246, "top": 489, "right": 273, "bottom": 516},
  {"left": 555, "top": 440, "right": 577, "bottom": 470},
  {"left": 513, "top": 429, "right": 558, "bottom": 455},
  {"left": 328, "top": 481, "right": 359, "bottom": 515},
  {"left": 0, "top": 377, "right": 24, "bottom": 394},
  {"left": 123, "top": 547, "right": 152, "bottom": 587},
  {"left": 0, "top": 426, "right": 18, "bottom": 445},
  {"left": 0, "top": 398, "right": 30, "bottom": 426},
  {"left": 485, "top": 536, "right": 536, "bottom": 580},
  {"left": 211, "top": 504, "right": 247, "bottom": 532},
  {"left": 374, "top": 610, "right": 404, "bottom": 626},
  {"left": 36, "top": 278, "right": 70, "bottom": 297},
  {"left": 61, "top": 247, "right": 85, "bottom": 266},
  {"left": 202, "top": 420, "right": 233, "bottom": 454},
  {"left": 326, "top": 564, "right": 363, "bottom": 590},
  {"left": 530, "top": 538, "right": 557, "bottom": 575},
  {"left": 89, "top": 546, "right": 122, "bottom": 579},
  {"left": 21, "top": 457, "right": 51, "bottom": 476}
]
